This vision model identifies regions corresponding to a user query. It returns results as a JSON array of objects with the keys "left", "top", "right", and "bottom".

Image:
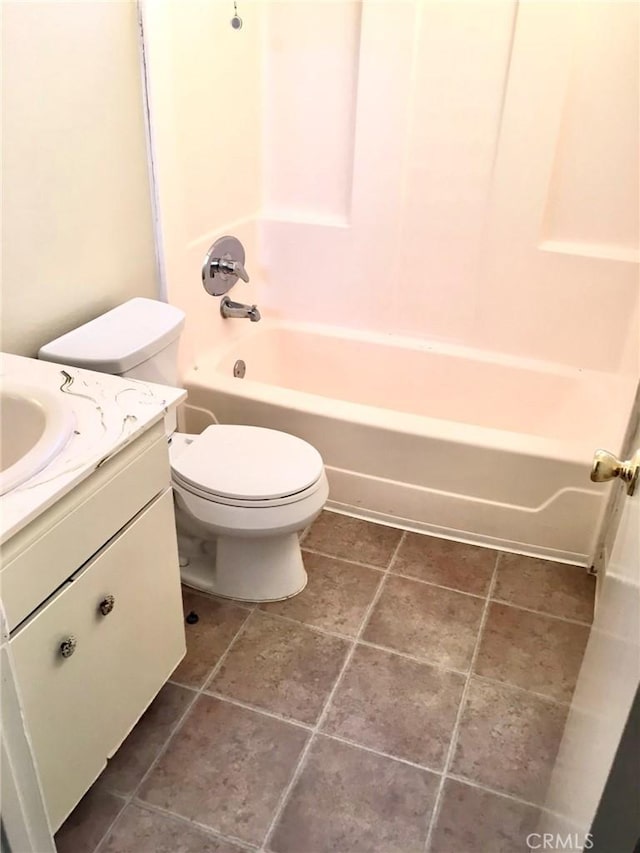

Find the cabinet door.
[{"left": 9, "top": 489, "right": 186, "bottom": 831}]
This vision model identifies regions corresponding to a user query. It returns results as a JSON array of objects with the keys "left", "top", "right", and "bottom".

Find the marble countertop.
[{"left": 0, "top": 353, "right": 186, "bottom": 545}]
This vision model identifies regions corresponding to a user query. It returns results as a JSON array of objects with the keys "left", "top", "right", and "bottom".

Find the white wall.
[{"left": 1, "top": 0, "right": 158, "bottom": 357}]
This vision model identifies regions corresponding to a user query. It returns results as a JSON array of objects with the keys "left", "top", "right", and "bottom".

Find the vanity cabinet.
[{"left": 1, "top": 422, "right": 186, "bottom": 831}]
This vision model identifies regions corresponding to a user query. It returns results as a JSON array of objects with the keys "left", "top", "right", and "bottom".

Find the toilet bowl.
[
  {"left": 37, "top": 298, "right": 329, "bottom": 602},
  {"left": 170, "top": 425, "right": 328, "bottom": 601}
]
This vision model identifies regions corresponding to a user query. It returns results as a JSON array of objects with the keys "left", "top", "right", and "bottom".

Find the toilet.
[{"left": 38, "top": 297, "right": 328, "bottom": 602}]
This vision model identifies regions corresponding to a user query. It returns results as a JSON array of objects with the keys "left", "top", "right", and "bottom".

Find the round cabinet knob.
[
  {"left": 59, "top": 636, "right": 77, "bottom": 658},
  {"left": 99, "top": 595, "right": 115, "bottom": 616}
]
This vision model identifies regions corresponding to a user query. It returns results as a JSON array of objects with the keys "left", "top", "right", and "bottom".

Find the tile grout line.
[
  {"left": 301, "top": 545, "right": 392, "bottom": 573},
  {"left": 302, "top": 544, "right": 489, "bottom": 601},
  {"left": 203, "top": 690, "right": 315, "bottom": 732},
  {"left": 423, "top": 551, "right": 501, "bottom": 853},
  {"left": 445, "top": 773, "right": 543, "bottom": 811},
  {"left": 356, "top": 638, "right": 468, "bottom": 676},
  {"left": 391, "top": 570, "right": 488, "bottom": 600},
  {"left": 202, "top": 610, "right": 257, "bottom": 691},
  {"left": 259, "top": 532, "right": 408, "bottom": 853},
  {"left": 91, "top": 609, "right": 254, "bottom": 853},
  {"left": 321, "top": 731, "right": 443, "bottom": 777},
  {"left": 248, "top": 608, "right": 470, "bottom": 677},
  {"left": 489, "top": 596, "right": 593, "bottom": 627},
  {"left": 126, "top": 799, "right": 260, "bottom": 851},
  {"left": 257, "top": 611, "right": 469, "bottom": 677},
  {"left": 469, "top": 672, "right": 572, "bottom": 708},
  {"left": 251, "top": 608, "right": 357, "bottom": 642}
]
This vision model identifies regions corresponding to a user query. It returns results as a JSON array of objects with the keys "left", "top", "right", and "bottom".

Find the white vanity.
[{"left": 0, "top": 353, "right": 187, "bottom": 835}]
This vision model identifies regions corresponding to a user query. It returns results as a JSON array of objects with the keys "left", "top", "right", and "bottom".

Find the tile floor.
[{"left": 55, "top": 511, "right": 595, "bottom": 853}]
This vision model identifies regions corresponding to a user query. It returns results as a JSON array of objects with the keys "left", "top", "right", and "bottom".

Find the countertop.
[{"left": 0, "top": 353, "right": 186, "bottom": 545}]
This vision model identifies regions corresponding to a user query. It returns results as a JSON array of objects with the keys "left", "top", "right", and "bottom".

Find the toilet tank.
[{"left": 38, "top": 298, "right": 186, "bottom": 386}]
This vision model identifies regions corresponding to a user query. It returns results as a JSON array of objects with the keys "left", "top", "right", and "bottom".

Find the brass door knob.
[
  {"left": 99, "top": 595, "right": 115, "bottom": 616},
  {"left": 591, "top": 449, "right": 640, "bottom": 496},
  {"left": 59, "top": 636, "right": 77, "bottom": 658}
]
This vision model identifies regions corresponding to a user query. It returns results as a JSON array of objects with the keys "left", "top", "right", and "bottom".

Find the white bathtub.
[{"left": 183, "top": 321, "right": 636, "bottom": 565}]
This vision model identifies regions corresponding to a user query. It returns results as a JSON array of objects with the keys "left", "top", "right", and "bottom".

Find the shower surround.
[{"left": 143, "top": 0, "right": 638, "bottom": 378}]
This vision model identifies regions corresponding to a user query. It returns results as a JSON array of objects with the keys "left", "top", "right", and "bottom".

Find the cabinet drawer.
[
  {"left": 9, "top": 489, "right": 186, "bottom": 831},
  {"left": 2, "top": 423, "right": 170, "bottom": 632}
]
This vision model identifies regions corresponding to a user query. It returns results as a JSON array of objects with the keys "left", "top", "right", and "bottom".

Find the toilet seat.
[
  {"left": 172, "top": 470, "right": 324, "bottom": 508},
  {"left": 170, "top": 425, "right": 324, "bottom": 507}
]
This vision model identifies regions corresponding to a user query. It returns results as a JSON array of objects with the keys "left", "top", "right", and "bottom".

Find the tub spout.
[{"left": 220, "top": 296, "right": 261, "bottom": 322}]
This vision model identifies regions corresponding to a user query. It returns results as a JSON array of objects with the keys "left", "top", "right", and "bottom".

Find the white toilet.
[{"left": 39, "top": 297, "right": 328, "bottom": 602}]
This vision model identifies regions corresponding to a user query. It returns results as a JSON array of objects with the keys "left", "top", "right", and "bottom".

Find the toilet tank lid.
[{"left": 38, "top": 298, "right": 186, "bottom": 374}]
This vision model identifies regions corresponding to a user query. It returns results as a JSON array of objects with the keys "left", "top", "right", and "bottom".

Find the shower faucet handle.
[{"left": 212, "top": 258, "right": 249, "bottom": 282}]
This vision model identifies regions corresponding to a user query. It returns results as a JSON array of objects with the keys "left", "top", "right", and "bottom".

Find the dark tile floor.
[{"left": 55, "top": 511, "right": 595, "bottom": 853}]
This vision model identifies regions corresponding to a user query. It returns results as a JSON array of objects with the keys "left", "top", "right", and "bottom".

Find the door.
[{"left": 541, "top": 413, "right": 640, "bottom": 850}]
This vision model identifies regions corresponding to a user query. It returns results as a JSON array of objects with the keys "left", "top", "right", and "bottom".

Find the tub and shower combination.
[{"left": 183, "top": 321, "right": 636, "bottom": 566}]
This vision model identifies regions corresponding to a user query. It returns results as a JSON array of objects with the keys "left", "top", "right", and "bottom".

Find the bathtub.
[{"left": 183, "top": 321, "right": 636, "bottom": 565}]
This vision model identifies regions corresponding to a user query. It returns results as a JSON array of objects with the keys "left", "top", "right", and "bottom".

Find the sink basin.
[{"left": 0, "top": 384, "right": 75, "bottom": 495}]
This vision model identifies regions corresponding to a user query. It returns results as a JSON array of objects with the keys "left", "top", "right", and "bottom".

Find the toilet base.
[{"left": 178, "top": 532, "right": 308, "bottom": 602}]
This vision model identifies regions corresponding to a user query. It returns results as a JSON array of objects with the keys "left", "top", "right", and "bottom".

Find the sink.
[{"left": 0, "top": 384, "right": 75, "bottom": 494}]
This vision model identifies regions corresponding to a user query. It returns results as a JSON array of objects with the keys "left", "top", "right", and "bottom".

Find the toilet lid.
[{"left": 171, "top": 425, "right": 324, "bottom": 501}]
